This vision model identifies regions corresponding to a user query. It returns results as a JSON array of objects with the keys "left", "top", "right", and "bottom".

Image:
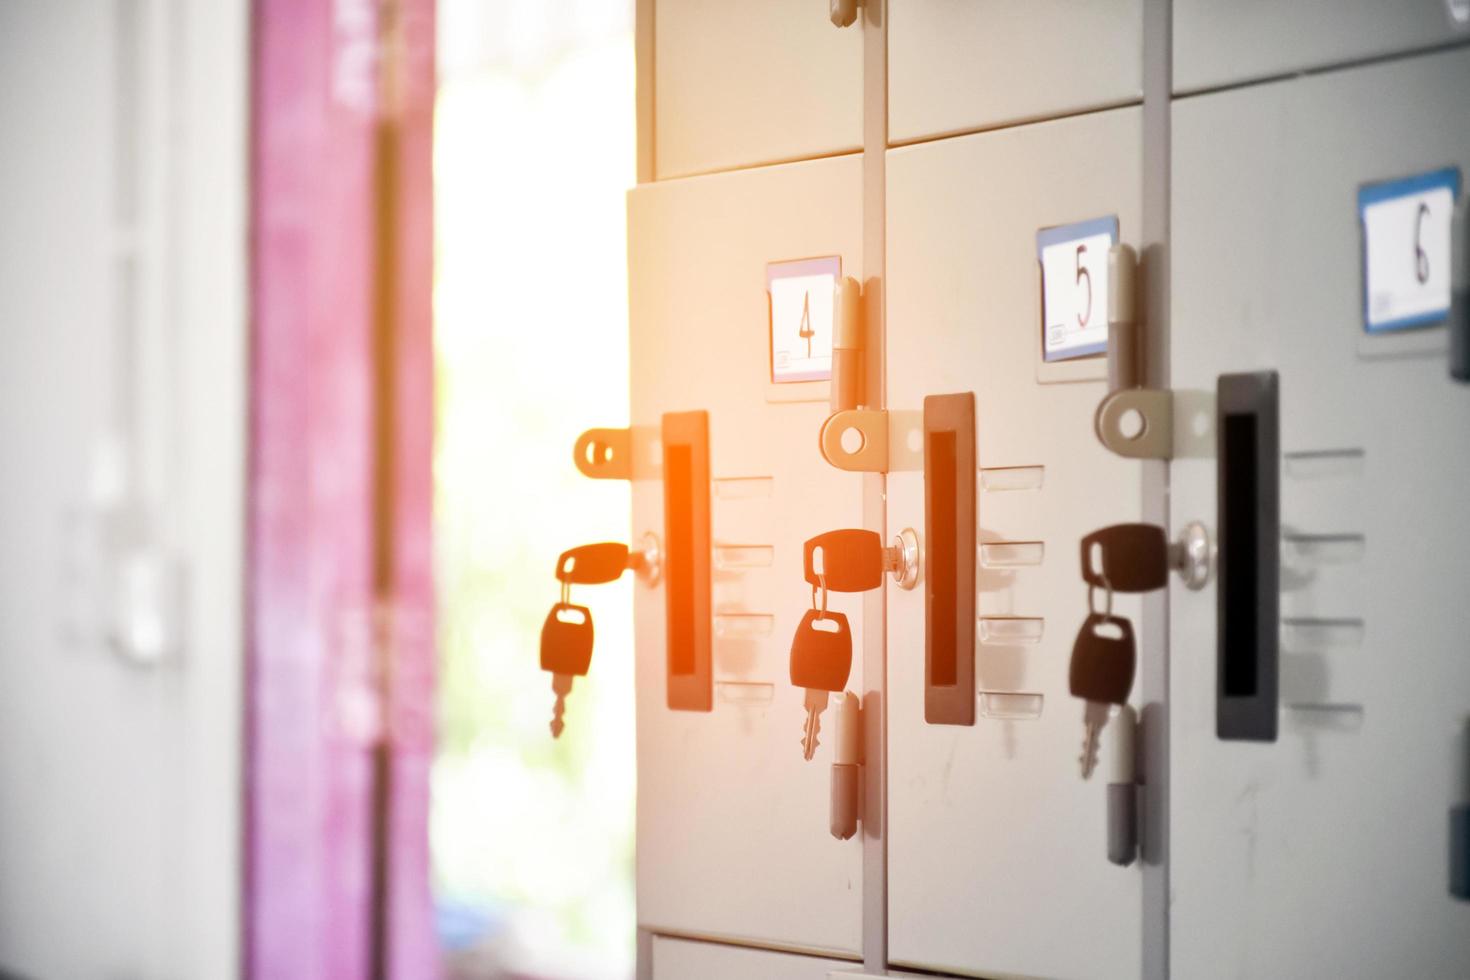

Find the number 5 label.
[
  {"left": 1037, "top": 216, "right": 1118, "bottom": 362},
  {"left": 1359, "top": 167, "right": 1461, "bottom": 334}
]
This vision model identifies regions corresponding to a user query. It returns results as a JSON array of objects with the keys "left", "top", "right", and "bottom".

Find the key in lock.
[
  {"left": 803, "top": 529, "right": 885, "bottom": 594},
  {"left": 556, "top": 542, "right": 631, "bottom": 585},
  {"left": 1080, "top": 523, "right": 1169, "bottom": 594}
]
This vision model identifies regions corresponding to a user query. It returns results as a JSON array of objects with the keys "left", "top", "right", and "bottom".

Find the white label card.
[
  {"left": 1037, "top": 216, "right": 1118, "bottom": 362},
  {"left": 1359, "top": 168, "right": 1461, "bottom": 334},
  {"left": 767, "top": 256, "right": 839, "bottom": 383}
]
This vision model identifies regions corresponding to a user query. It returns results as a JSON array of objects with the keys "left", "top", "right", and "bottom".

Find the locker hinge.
[
  {"left": 829, "top": 0, "right": 859, "bottom": 28},
  {"left": 819, "top": 276, "right": 888, "bottom": 471},
  {"left": 1094, "top": 244, "right": 1174, "bottom": 460},
  {"left": 1105, "top": 705, "right": 1141, "bottom": 867},
  {"left": 829, "top": 692, "right": 861, "bottom": 840}
]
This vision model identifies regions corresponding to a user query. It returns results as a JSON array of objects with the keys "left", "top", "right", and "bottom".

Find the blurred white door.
[{"left": 0, "top": 2, "right": 247, "bottom": 978}]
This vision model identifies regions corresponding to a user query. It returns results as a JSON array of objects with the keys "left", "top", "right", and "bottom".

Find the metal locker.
[
  {"left": 882, "top": 108, "right": 1148, "bottom": 979},
  {"left": 653, "top": 0, "right": 862, "bottom": 179},
  {"left": 650, "top": 935, "right": 850, "bottom": 979},
  {"left": 627, "top": 155, "right": 867, "bottom": 955},
  {"left": 1174, "top": 0, "right": 1469, "bottom": 94},
  {"left": 887, "top": 0, "right": 1141, "bottom": 144},
  {"left": 1168, "top": 48, "right": 1470, "bottom": 978}
]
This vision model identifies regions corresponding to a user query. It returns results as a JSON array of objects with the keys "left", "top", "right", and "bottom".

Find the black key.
[
  {"left": 1080, "top": 524, "right": 1168, "bottom": 593},
  {"left": 1069, "top": 612, "right": 1137, "bottom": 704},
  {"left": 804, "top": 529, "right": 884, "bottom": 593},
  {"left": 790, "top": 608, "right": 853, "bottom": 761},
  {"left": 556, "top": 542, "right": 630, "bottom": 585},
  {"left": 790, "top": 609, "right": 853, "bottom": 692},
  {"left": 1070, "top": 612, "right": 1138, "bottom": 778},
  {"left": 542, "top": 602, "right": 594, "bottom": 739},
  {"left": 540, "top": 602, "right": 594, "bottom": 677}
]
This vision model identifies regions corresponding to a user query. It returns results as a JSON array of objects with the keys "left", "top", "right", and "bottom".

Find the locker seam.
[
  {"left": 643, "top": 926, "right": 865, "bottom": 963},
  {"left": 885, "top": 96, "right": 1143, "bottom": 152},
  {"left": 649, "top": 147, "right": 865, "bottom": 184},
  {"left": 1173, "top": 35, "right": 1470, "bottom": 102}
]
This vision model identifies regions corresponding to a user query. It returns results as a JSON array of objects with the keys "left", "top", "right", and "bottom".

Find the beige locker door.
[
  {"left": 653, "top": 0, "right": 862, "bottom": 179},
  {"left": 888, "top": 0, "right": 1142, "bottom": 145},
  {"left": 628, "top": 155, "right": 866, "bottom": 954},
  {"left": 1174, "top": 0, "right": 1467, "bottom": 94},
  {"left": 1168, "top": 48, "right": 1470, "bottom": 978},
  {"left": 884, "top": 108, "right": 1147, "bottom": 979},
  {"left": 650, "top": 936, "right": 852, "bottom": 979}
]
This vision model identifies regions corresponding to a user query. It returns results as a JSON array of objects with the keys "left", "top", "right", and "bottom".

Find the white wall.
[{"left": 0, "top": 2, "right": 248, "bottom": 977}]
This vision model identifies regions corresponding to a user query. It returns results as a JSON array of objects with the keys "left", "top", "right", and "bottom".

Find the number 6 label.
[
  {"left": 1359, "top": 167, "right": 1461, "bottom": 334},
  {"left": 1037, "top": 216, "right": 1118, "bottom": 362}
]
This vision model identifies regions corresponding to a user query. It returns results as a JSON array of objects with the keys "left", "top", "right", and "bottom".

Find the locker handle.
[
  {"left": 924, "top": 392, "right": 976, "bottom": 726},
  {"left": 1216, "top": 371, "right": 1279, "bottom": 742},
  {"left": 1450, "top": 198, "right": 1468, "bottom": 383},
  {"left": 662, "top": 411, "right": 713, "bottom": 712}
]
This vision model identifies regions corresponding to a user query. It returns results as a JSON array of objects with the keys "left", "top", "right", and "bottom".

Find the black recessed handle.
[
  {"left": 1451, "top": 200, "right": 1468, "bottom": 383},
  {"left": 924, "top": 392, "right": 976, "bottom": 726},
  {"left": 662, "top": 411, "right": 712, "bottom": 712},
  {"left": 1216, "top": 371, "right": 1279, "bottom": 741}
]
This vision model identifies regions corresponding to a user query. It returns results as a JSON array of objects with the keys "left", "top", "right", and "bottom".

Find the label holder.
[
  {"left": 766, "top": 255, "right": 841, "bottom": 405},
  {"left": 1035, "top": 215, "right": 1120, "bottom": 385}
]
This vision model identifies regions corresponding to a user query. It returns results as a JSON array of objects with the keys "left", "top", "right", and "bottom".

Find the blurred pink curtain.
[{"left": 247, "top": 0, "right": 436, "bottom": 977}]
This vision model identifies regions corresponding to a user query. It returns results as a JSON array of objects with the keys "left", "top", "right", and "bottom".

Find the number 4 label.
[
  {"left": 1359, "top": 167, "right": 1461, "bottom": 334},
  {"left": 1037, "top": 216, "right": 1118, "bottom": 362}
]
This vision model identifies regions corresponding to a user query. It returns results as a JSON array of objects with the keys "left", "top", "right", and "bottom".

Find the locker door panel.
[
  {"left": 888, "top": 0, "right": 1141, "bottom": 144},
  {"left": 1169, "top": 48, "right": 1470, "bottom": 979},
  {"left": 654, "top": 0, "right": 862, "bottom": 179},
  {"left": 885, "top": 109, "right": 1146, "bottom": 979},
  {"left": 1174, "top": 0, "right": 1466, "bottom": 94},
  {"left": 628, "top": 156, "right": 866, "bottom": 954},
  {"left": 650, "top": 936, "right": 852, "bottom": 980}
]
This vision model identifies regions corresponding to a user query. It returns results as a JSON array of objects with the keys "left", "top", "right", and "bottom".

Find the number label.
[
  {"left": 1359, "top": 168, "right": 1461, "bottom": 334},
  {"left": 767, "top": 256, "right": 840, "bottom": 383},
  {"left": 1037, "top": 216, "right": 1118, "bottom": 362}
]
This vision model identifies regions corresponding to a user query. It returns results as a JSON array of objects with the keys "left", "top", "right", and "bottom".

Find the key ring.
[
  {"left": 1088, "top": 572, "right": 1114, "bottom": 620},
  {"left": 810, "top": 573, "right": 829, "bottom": 620}
]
